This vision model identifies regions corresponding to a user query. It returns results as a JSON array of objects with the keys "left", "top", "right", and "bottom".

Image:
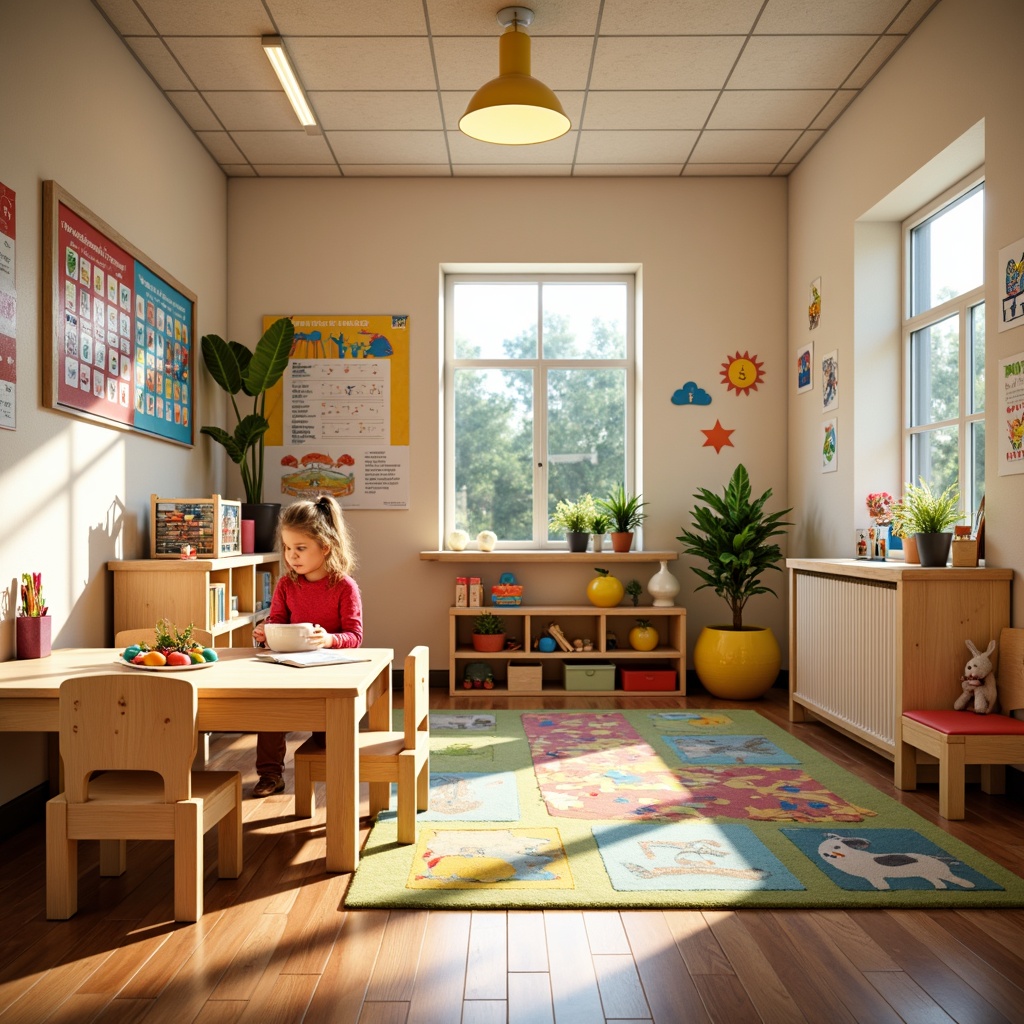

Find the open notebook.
[{"left": 255, "top": 650, "right": 373, "bottom": 669}]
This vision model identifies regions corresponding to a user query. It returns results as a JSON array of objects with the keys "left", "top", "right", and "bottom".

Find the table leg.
[
  {"left": 366, "top": 664, "right": 393, "bottom": 816},
  {"left": 325, "top": 696, "right": 358, "bottom": 873}
]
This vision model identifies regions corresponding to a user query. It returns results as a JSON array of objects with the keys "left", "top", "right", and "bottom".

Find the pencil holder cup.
[{"left": 16, "top": 615, "right": 51, "bottom": 659}]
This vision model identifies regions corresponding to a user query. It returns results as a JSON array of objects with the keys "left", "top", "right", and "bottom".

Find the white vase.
[
  {"left": 592, "top": 533, "right": 606, "bottom": 553},
  {"left": 647, "top": 560, "right": 680, "bottom": 607}
]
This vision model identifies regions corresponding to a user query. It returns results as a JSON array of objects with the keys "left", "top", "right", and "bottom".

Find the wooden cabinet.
[
  {"left": 787, "top": 558, "right": 1012, "bottom": 759},
  {"left": 108, "top": 554, "right": 281, "bottom": 647},
  {"left": 449, "top": 605, "right": 685, "bottom": 696}
]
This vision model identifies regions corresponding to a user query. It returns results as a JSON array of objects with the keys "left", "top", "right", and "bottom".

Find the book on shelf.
[{"left": 208, "top": 582, "right": 227, "bottom": 624}]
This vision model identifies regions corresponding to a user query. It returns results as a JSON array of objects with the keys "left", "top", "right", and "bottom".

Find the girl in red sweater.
[{"left": 250, "top": 495, "right": 363, "bottom": 796}]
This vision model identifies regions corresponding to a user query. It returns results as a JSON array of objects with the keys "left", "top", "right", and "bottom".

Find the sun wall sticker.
[{"left": 720, "top": 351, "right": 764, "bottom": 396}]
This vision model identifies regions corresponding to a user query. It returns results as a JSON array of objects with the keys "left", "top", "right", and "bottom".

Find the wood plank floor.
[{"left": 2, "top": 687, "right": 1024, "bottom": 1023}]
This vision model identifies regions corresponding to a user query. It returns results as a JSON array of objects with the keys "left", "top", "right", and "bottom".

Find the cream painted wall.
[
  {"left": 227, "top": 176, "right": 789, "bottom": 672},
  {"left": 788, "top": 0, "right": 1024, "bottom": 618},
  {"left": 0, "top": 0, "right": 227, "bottom": 804}
]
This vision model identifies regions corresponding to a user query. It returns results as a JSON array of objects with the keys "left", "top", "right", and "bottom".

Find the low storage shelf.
[{"left": 449, "top": 605, "right": 685, "bottom": 696}]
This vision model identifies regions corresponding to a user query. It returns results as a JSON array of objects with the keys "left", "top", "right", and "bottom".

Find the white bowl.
[{"left": 263, "top": 622, "right": 315, "bottom": 653}]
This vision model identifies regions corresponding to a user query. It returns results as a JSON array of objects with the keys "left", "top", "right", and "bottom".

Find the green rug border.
[{"left": 344, "top": 708, "right": 1024, "bottom": 910}]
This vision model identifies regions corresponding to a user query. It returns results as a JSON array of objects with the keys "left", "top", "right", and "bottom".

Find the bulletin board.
[{"left": 42, "top": 181, "right": 196, "bottom": 446}]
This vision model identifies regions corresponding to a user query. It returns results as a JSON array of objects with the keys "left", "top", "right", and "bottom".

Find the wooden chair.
[
  {"left": 46, "top": 673, "right": 243, "bottom": 922},
  {"left": 115, "top": 627, "right": 215, "bottom": 649},
  {"left": 294, "top": 645, "right": 430, "bottom": 844},
  {"left": 897, "top": 626, "right": 1024, "bottom": 819}
]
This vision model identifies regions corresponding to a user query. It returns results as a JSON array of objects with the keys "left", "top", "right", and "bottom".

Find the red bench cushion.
[{"left": 903, "top": 709, "right": 1024, "bottom": 736}]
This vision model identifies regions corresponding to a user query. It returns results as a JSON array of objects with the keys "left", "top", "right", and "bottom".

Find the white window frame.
[
  {"left": 443, "top": 271, "right": 637, "bottom": 549},
  {"left": 902, "top": 171, "right": 985, "bottom": 514}
]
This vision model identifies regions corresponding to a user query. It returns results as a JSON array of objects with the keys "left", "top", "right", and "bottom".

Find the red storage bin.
[{"left": 620, "top": 667, "right": 677, "bottom": 691}]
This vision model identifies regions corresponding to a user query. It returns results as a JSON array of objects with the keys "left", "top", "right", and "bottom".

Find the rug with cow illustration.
[{"left": 343, "top": 709, "right": 1024, "bottom": 909}]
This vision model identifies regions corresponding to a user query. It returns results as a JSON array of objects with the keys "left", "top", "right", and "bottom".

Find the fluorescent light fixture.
[
  {"left": 459, "top": 7, "right": 570, "bottom": 146},
  {"left": 261, "top": 35, "right": 318, "bottom": 132}
]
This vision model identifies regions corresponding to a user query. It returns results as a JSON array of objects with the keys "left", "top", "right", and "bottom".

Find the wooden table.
[{"left": 0, "top": 646, "right": 394, "bottom": 873}]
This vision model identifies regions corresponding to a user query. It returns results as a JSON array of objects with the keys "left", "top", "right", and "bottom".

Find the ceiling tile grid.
[{"left": 91, "top": 0, "right": 938, "bottom": 178}]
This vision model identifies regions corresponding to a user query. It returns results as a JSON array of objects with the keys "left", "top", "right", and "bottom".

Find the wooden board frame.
[{"left": 42, "top": 180, "right": 197, "bottom": 447}]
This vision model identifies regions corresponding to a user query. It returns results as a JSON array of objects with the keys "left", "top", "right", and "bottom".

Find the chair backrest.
[
  {"left": 59, "top": 674, "right": 198, "bottom": 804},
  {"left": 403, "top": 645, "right": 430, "bottom": 749},
  {"left": 114, "top": 626, "right": 214, "bottom": 649},
  {"left": 998, "top": 627, "right": 1024, "bottom": 716}
]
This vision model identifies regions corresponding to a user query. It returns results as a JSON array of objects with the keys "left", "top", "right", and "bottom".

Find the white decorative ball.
[
  {"left": 477, "top": 530, "right": 498, "bottom": 552},
  {"left": 447, "top": 529, "right": 470, "bottom": 551}
]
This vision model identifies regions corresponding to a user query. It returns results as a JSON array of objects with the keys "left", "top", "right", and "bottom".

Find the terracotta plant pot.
[
  {"left": 610, "top": 531, "right": 634, "bottom": 553},
  {"left": 471, "top": 633, "right": 506, "bottom": 653},
  {"left": 902, "top": 535, "right": 919, "bottom": 564}
]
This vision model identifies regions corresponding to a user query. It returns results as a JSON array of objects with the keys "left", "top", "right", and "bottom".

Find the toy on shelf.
[
  {"left": 491, "top": 572, "right": 523, "bottom": 606},
  {"left": 954, "top": 638, "right": 998, "bottom": 714},
  {"left": 462, "top": 661, "right": 495, "bottom": 689}
]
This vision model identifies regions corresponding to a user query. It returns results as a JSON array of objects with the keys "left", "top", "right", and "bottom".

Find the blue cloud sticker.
[{"left": 672, "top": 382, "right": 712, "bottom": 406}]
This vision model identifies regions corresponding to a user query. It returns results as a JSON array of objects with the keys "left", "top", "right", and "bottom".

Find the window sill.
[{"left": 419, "top": 550, "right": 678, "bottom": 563}]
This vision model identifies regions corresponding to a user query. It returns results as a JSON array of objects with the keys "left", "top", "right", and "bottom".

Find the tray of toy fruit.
[{"left": 119, "top": 620, "right": 219, "bottom": 671}]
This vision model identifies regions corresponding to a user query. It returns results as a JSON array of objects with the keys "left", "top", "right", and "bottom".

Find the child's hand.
[
  {"left": 253, "top": 623, "right": 266, "bottom": 644},
  {"left": 307, "top": 625, "right": 330, "bottom": 648}
]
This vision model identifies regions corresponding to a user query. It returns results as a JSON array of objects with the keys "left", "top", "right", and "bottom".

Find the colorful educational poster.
[
  {"left": 796, "top": 342, "right": 813, "bottom": 394},
  {"left": 822, "top": 417, "right": 838, "bottom": 473},
  {"left": 998, "top": 352, "right": 1024, "bottom": 476},
  {"left": 821, "top": 349, "right": 838, "bottom": 412},
  {"left": 0, "top": 181, "right": 15, "bottom": 430},
  {"left": 263, "top": 314, "right": 410, "bottom": 509},
  {"left": 998, "top": 237, "right": 1024, "bottom": 332}
]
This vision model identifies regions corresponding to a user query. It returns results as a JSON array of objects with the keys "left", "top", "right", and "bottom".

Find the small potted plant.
[
  {"left": 896, "top": 479, "right": 963, "bottom": 567},
  {"left": 471, "top": 611, "right": 506, "bottom": 652},
  {"left": 591, "top": 513, "right": 611, "bottom": 553},
  {"left": 549, "top": 494, "right": 597, "bottom": 552},
  {"left": 596, "top": 484, "right": 647, "bottom": 552},
  {"left": 889, "top": 497, "right": 917, "bottom": 563}
]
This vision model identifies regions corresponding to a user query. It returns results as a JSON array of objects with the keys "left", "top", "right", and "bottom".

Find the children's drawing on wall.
[
  {"left": 998, "top": 238, "right": 1024, "bottom": 332},
  {"left": 701, "top": 419, "right": 734, "bottom": 453},
  {"left": 720, "top": 351, "right": 764, "bottom": 396},
  {"left": 821, "top": 350, "right": 838, "bottom": 412},
  {"left": 671, "top": 382, "right": 712, "bottom": 406},
  {"left": 808, "top": 277, "right": 821, "bottom": 330},
  {"left": 822, "top": 417, "right": 838, "bottom": 473},
  {"left": 998, "top": 351, "right": 1024, "bottom": 475},
  {"left": 796, "top": 343, "right": 813, "bottom": 394}
]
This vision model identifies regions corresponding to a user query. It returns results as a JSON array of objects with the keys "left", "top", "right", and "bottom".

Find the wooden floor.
[{"left": 2, "top": 686, "right": 1024, "bottom": 1024}]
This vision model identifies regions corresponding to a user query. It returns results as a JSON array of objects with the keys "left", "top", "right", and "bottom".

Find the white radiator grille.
[{"left": 794, "top": 572, "right": 897, "bottom": 746}]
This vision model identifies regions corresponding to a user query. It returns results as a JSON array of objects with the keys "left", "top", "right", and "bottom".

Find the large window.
[
  {"left": 904, "top": 177, "right": 985, "bottom": 517},
  {"left": 444, "top": 274, "right": 635, "bottom": 547}
]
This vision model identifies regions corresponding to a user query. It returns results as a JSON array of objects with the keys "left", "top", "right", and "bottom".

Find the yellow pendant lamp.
[{"left": 459, "top": 6, "right": 570, "bottom": 146}]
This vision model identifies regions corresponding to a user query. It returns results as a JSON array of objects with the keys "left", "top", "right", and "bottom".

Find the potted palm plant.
[
  {"left": 677, "top": 464, "right": 792, "bottom": 699},
  {"left": 896, "top": 479, "right": 963, "bottom": 567},
  {"left": 596, "top": 484, "right": 647, "bottom": 552},
  {"left": 550, "top": 494, "right": 597, "bottom": 552},
  {"left": 200, "top": 317, "right": 294, "bottom": 551}
]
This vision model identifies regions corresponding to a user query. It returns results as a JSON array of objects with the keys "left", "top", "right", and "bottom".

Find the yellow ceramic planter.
[{"left": 692, "top": 625, "right": 781, "bottom": 700}]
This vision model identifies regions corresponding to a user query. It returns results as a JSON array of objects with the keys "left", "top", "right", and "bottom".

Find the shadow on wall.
[{"left": 68, "top": 498, "right": 126, "bottom": 647}]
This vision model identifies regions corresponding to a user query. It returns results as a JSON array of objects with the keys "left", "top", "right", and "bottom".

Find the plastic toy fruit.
[
  {"left": 165, "top": 651, "right": 192, "bottom": 666},
  {"left": 587, "top": 567, "right": 624, "bottom": 608},
  {"left": 122, "top": 645, "right": 142, "bottom": 662},
  {"left": 201, "top": 648, "right": 218, "bottom": 662},
  {"left": 142, "top": 650, "right": 168, "bottom": 666},
  {"left": 629, "top": 619, "right": 659, "bottom": 652}
]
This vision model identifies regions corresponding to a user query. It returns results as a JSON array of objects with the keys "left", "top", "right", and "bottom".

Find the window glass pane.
[
  {"left": 910, "top": 185, "right": 983, "bottom": 316},
  {"left": 546, "top": 367, "right": 626, "bottom": 539},
  {"left": 910, "top": 426, "right": 959, "bottom": 499},
  {"left": 971, "top": 302, "right": 985, "bottom": 413},
  {"left": 542, "top": 283, "right": 627, "bottom": 359},
  {"left": 969, "top": 420, "right": 985, "bottom": 518},
  {"left": 909, "top": 315, "right": 959, "bottom": 426},
  {"left": 453, "top": 283, "right": 537, "bottom": 359},
  {"left": 454, "top": 367, "right": 534, "bottom": 539}
]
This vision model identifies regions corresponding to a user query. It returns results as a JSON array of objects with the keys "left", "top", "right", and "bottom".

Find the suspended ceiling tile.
[
  {"left": 845, "top": 34, "right": 903, "bottom": 88},
  {"left": 452, "top": 164, "right": 573, "bottom": 176},
  {"left": 287, "top": 37, "right": 438, "bottom": 90},
  {"left": 433, "top": 35, "right": 593, "bottom": 92},
  {"left": 231, "top": 129, "right": 336, "bottom": 164},
  {"left": 573, "top": 163, "right": 683, "bottom": 176},
  {"left": 166, "top": 91, "right": 222, "bottom": 131},
  {"left": 690, "top": 128, "right": 801, "bottom": 162},
  {"left": 124, "top": 37, "right": 193, "bottom": 90},
  {"left": 782, "top": 129, "right": 825, "bottom": 163},
  {"left": 204, "top": 91, "right": 305, "bottom": 130},
  {"left": 166, "top": 37, "right": 280, "bottom": 90},
  {"left": 811, "top": 90, "right": 857, "bottom": 129},
  {"left": 134, "top": 0, "right": 270, "bottom": 35},
  {"left": 195, "top": 131, "right": 248, "bottom": 163},
  {"left": 269, "top": 0, "right": 428, "bottom": 35},
  {"left": 683, "top": 163, "right": 779, "bottom": 175},
  {"left": 93, "top": 0, "right": 155, "bottom": 35},
  {"left": 575, "top": 130, "right": 699, "bottom": 164},
  {"left": 890, "top": 0, "right": 937, "bottom": 33},
  {"left": 708, "top": 90, "right": 834, "bottom": 129},
  {"left": 583, "top": 91, "right": 717, "bottom": 131},
  {"left": 754, "top": 0, "right": 907, "bottom": 34},
  {"left": 440, "top": 92, "right": 585, "bottom": 132},
  {"left": 730, "top": 35, "right": 876, "bottom": 89},
  {"left": 426, "top": 0, "right": 601, "bottom": 35},
  {"left": 447, "top": 130, "right": 578, "bottom": 164},
  {"left": 252, "top": 164, "right": 342, "bottom": 176},
  {"left": 590, "top": 36, "right": 744, "bottom": 90},
  {"left": 600, "top": 0, "right": 765, "bottom": 35},
  {"left": 326, "top": 130, "right": 450, "bottom": 164},
  {"left": 340, "top": 164, "right": 452, "bottom": 176},
  {"left": 314, "top": 92, "right": 445, "bottom": 132}
]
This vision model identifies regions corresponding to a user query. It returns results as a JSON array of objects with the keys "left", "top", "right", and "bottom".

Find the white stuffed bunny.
[{"left": 953, "top": 638, "right": 998, "bottom": 714}]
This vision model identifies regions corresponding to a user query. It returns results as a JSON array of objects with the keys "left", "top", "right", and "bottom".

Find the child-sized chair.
[
  {"left": 294, "top": 645, "right": 430, "bottom": 844},
  {"left": 46, "top": 673, "right": 243, "bottom": 922},
  {"left": 897, "top": 626, "right": 1024, "bottom": 819}
]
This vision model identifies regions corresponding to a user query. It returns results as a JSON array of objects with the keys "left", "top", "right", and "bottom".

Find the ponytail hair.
[{"left": 277, "top": 494, "right": 356, "bottom": 581}]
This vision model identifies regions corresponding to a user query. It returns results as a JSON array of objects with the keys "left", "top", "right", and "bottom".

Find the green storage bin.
[{"left": 563, "top": 662, "right": 616, "bottom": 691}]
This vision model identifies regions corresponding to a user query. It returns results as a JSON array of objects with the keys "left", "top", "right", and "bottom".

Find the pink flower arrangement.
[{"left": 866, "top": 491, "right": 894, "bottom": 524}]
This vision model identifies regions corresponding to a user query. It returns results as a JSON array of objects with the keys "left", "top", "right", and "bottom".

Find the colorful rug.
[{"left": 343, "top": 709, "right": 1024, "bottom": 909}]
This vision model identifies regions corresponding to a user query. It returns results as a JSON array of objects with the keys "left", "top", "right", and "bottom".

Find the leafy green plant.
[
  {"left": 896, "top": 479, "right": 963, "bottom": 534},
  {"left": 200, "top": 317, "right": 294, "bottom": 504},
  {"left": 549, "top": 494, "right": 597, "bottom": 533},
  {"left": 596, "top": 484, "right": 647, "bottom": 533},
  {"left": 591, "top": 513, "right": 611, "bottom": 535},
  {"left": 473, "top": 611, "right": 506, "bottom": 635},
  {"left": 677, "top": 464, "right": 792, "bottom": 630},
  {"left": 625, "top": 579, "right": 642, "bottom": 606}
]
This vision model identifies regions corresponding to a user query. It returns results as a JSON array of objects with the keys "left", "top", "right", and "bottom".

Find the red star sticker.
[{"left": 701, "top": 419, "right": 735, "bottom": 454}]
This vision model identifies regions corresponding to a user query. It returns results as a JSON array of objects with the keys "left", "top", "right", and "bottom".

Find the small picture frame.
[
  {"left": 855, "top": 528, "right": 869, "bottom": 559},
  {"left": 796, "top": 342, "right": 813, "bottom": 394}
]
